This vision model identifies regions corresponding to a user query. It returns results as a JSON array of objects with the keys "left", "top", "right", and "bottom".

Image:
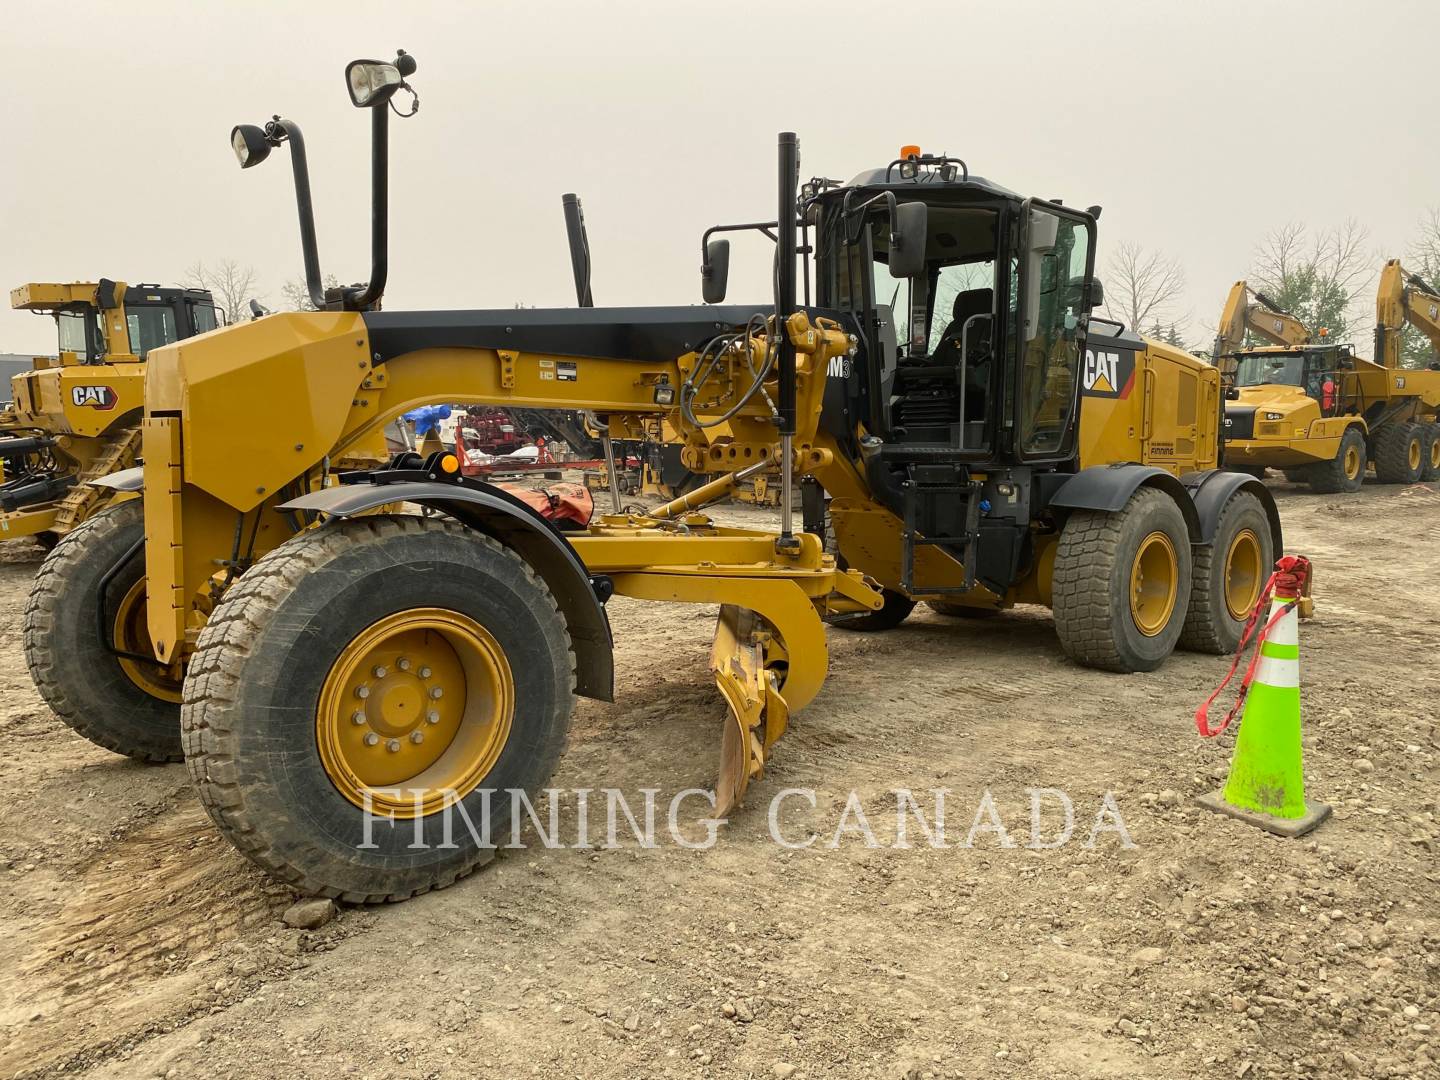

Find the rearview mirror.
[
  {"left": 1088, "top": 277, "right": 1104, "bottom": 309},
  {"left": 701, "top": 238, "right": 730, "bottom": 304},
  {"left": 888, "top": 202, "right": 928, "bottom": 279}
]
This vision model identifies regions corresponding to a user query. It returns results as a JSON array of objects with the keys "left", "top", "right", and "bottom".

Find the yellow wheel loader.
[
  {"left": 25, "top": 51, "right": 1280, "bottom": 900},
  {"left": 1214, "top": 275, "right": 1440, "bottom": 490},
  {"left": 1, "top": 281, "right": 221, "bottom": 546}
]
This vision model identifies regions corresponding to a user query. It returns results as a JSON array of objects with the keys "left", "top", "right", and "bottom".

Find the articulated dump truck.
[
  {"left": 24, "top": 51, "right": 1281, "bottom": 901},
  {"left": 1214, "top": 273, "right": 1440, "bottom": 491}
]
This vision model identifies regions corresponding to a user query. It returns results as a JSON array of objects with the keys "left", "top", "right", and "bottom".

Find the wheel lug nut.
[
  {"left": 355, "top": 686, "right": 370, "bottom": 699},
  {"left": 386, "top": 739, "right": 401, "bottom": 753},
  {"left": 373, "top": 665, "right": 388, "bottom": 679},
  {"left": 419, "top": 666, "right": 433, "bottom": 678},
  {"left": 426, "top": 710, "right": 440, "bottom": 725},
  {"left": 429, "top": 687, "right": 444, "bottom": 700},
  {"left": 351, "top": 710, "right": 367, "bottom": 725},
  {"left": 364, "top": 732, "right": 379, "bottom": 746},
  {"left": 397, "top": 657, "right": 411, "bottom": 671},
  {"left": 410, "top": 731, "right": 424, "bottom": 745}
]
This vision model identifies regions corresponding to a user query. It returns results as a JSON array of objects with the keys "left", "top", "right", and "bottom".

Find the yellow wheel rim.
[
  {"left": 1223, "top": 528, "right": 1263, "bottom": 623},
  {"left": 1343, "top": 445, "right": 1361, "bottom": 480},
  {"left": 1408, "top": 438, "right": 1422, "bottom": 471},
  {"left": 1428, "top": 438, "right": 1440, "bottom": 470},
  {"left": 1129, "top": 532, "right": 1179, "bottom": 637},
  {"left": 114, "top": 578, "right": 183, "bottom": 703},
  {"left": 317, "top": 608, "right": 514, "bottom": 818}
]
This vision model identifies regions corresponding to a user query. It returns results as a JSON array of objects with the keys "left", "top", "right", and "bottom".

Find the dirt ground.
[{"left": 0, "top": 478, "right": 1437, "bottom": 1080}]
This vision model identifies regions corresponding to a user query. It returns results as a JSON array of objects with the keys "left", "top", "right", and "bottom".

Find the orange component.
[
  {"left": 1318, "top": 328, "right": 1329, "bottom": 338},
  {"left": 899, "top": 144, "right": 921, "bottom": 160},
  {"left": 440, "top": 453, "right": 459, "bottom": 473}
]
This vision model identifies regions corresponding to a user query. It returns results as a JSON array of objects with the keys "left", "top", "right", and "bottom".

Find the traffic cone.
[{"left": 1196, "top": 557, "right": 1331, "bottom": 838}]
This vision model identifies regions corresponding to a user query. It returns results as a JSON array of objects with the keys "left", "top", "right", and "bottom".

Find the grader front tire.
[
  {"left": 1178, "top": 491, "right": 1273, "bottom": 655},
  {"left": 1052, "top": 487, "right": 1192, "bottom": 673},
  {"left": 23, "top": 501, "right": 183, "bottom": 763},
  {"left": 183, "top": 515, "right": 576, "bottom": 901}
]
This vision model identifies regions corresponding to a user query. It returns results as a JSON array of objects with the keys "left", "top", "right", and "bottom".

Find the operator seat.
[
  {"left": 890, "top": 287, "right": 994, "bottom": 442},
  {"left": 932, "top": 287, "right": 993, "bottom": 423},
  {"left": 934, "top": 288, "right": 994, "bottom": 360}
]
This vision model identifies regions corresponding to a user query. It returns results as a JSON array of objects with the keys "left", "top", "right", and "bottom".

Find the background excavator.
[
  {"left": 0, "top": 280, "right": 220, "bottom": 546},
  {"left": 1214, "top": 275, "right": 1440, "bottom": 490}
]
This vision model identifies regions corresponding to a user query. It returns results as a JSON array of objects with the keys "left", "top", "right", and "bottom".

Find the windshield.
[{"left": 1234, "top": 352, "right": 1304, "bottom": 387}]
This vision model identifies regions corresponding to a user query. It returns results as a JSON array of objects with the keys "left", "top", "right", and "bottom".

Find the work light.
[
  {"left": 230, "top": 124, "right": 272, "bottom": 169},
  {"left": 346, "top": 60, "right": 403, "bottom": 108}
]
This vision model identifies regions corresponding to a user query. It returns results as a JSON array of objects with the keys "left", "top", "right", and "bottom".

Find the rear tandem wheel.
[{"left": 1052, "top": 486, "right": 1192, "bottom": 673}]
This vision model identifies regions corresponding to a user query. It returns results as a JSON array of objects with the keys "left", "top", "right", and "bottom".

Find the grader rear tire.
[
  {"left": 183, "top": 515, "right": 576, "bottom": 901},
  {"left": 1307, "top": 427, "right": 1366, "bottom": 494},
  {"left": 1419, "top": 423, "right": 1440, "bottom": 482},
  {"left": 1052, "top": 487, "right": 1192, "bottom": 673},
  {"left": 1178, "top": 490, "right": 1273, "bottom": 654},
  {"left": 23, "top": 500, "right": 183, "bottom": 762},
  {"left": 1372, "top": 423, "right": 1424, "bottom": 484}
]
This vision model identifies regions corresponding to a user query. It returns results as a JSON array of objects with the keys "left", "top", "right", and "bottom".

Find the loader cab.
[
  {"left": 813, "top": 163, "right": 1097, "bottom": 469},
  {"left": 49, "top": 286, "right": 221, "bottom": 363}
]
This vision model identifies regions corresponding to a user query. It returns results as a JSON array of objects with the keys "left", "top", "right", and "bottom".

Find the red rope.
[{"left": 1194, "top": 555, "right": 1310, "bottom": 738}]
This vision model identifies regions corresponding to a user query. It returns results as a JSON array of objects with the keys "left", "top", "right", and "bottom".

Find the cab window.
[{"left": 126, "top": 307, "right": 178, "bottom": 358}]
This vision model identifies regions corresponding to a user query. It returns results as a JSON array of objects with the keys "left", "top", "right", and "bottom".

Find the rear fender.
[
  {"left": 280, "top": 480, "right": 614, "bottom": 702},
  {"left": 1181, "top": 469, "right": 1283, "bottom": 553},
  {"left": 1046, "top": 464, "right": 1201, "bottom": 542}
]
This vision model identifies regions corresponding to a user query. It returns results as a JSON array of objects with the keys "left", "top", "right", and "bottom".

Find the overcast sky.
[{"left": 3, "top": 0, "right": 1437, "bottom": 354}]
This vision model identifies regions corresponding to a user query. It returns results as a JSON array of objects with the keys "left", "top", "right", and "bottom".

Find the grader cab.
[{"left": 25, "top": 50, "right": 1281, "bottom": 901}]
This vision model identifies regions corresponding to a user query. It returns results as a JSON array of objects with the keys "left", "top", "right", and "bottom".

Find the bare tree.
[
  {"left": 184, "top": 259, "right": 262, "bottom": 324},
  {"left": 279, "top": 273, "right": 340, "bottom": 311},
  {"left": 1101, "top": 242, "right": 1187, "bottom": 336},
  {"left": 1249, "top": 220, "right": 1372, "bottom": 342}
]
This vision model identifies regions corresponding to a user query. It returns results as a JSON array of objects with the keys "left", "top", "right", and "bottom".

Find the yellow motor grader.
[
  {"left": 25, "top": 51, "right": 1280, "bottom": 900},
  {"left": 1, "top": 280, "right": 220, "bottom": 546}
]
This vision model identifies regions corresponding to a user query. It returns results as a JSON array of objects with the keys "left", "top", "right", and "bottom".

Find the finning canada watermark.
[{"left": 357, "top": 787, "right": 1135, "bottom": 851}]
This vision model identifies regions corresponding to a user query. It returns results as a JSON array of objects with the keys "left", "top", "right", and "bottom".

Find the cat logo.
[
  {"left": 70, "top": 385, "right": 118, "bottom": 410},
  {"left": 1082, "top": 348, "right": 1120, "bottom": 393}
]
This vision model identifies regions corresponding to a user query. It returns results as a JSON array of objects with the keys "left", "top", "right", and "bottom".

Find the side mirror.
[
  {"left": 701, "top": 238, "right": 730, "bottom": 304},
  {"left": 1224, "top": 386, "right": 1240, "bottom": 400},
  {"left": 1088, "top": 277, "right": 1104, "bottom": 310},
  {"left": 888, "top": 202, "right": 927, "bottom": 279}
]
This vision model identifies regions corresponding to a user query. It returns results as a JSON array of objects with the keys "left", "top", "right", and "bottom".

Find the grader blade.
[{"left": 711, "top": 605, "right": 790, "bottom": 814}]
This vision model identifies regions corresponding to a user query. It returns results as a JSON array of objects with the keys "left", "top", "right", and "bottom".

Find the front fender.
[
  {"left": 1046, "top": 464, "right": 1201, "bottom": 542},
  {"left": 280, "top": 480, "right": 614, "bottom": 702}
]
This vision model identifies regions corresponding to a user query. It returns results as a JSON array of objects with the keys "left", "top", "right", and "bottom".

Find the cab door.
[{"left": 1012, "top": 200, "right": 1096, "bottom": 463}]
